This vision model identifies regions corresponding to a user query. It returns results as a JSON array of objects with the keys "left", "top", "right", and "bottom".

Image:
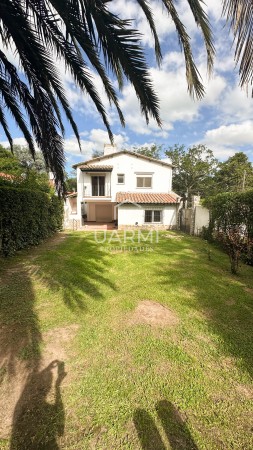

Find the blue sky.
[{"left": 1, "top": 0, "right": 253, "bottom": 173}]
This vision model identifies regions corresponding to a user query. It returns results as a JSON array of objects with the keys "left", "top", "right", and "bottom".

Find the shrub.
[
  {"left": 0, "top": 186, "right": 63, "bottom": 256},
  {"left": 204, "top": 190, "right": 253, "bottom": 273}
]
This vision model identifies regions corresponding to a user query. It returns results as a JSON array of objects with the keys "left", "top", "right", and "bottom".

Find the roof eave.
[{"left": 72, "top": 150, "right": 173, "bottom": 169}]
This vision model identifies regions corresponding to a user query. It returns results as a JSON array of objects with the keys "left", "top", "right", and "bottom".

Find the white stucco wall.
[
  {"left": 118, "top": 204, "right": 177, "bottom": 227},
  {"left": 194, "top": 206, "right": 210, "bottom": 235},
  {"left": 74, "top": 152, "right": 175, "bottom": 225},
  {"left": 64, "top": 197, "right": 79, "bottom": 228},
  {"left": 77, "top": 153, "right": 172, "bottom": 200}
]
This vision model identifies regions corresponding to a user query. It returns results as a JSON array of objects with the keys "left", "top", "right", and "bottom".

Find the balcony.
[{"left": 83, "top": 184, "right": 111, "bottom": 198}]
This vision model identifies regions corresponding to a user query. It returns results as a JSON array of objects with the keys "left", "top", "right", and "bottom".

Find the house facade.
[{"left": 64, "top": 145, "right": 180, "bottom": 229}]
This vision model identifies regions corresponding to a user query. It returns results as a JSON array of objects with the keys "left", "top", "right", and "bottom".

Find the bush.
[
  {"left": 0, "top": 186, "right": 63, "bottom": 256},
  {"left": 204, "top": 190, "right": 253, "bottom": 273},
  {"left": 201, "top": 225, "right": 214, "bottom": 242}
]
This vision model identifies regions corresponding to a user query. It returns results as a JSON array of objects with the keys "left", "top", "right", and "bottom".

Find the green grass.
[{"left": 0, "top": 231, "right": 253, "bottom": 449}]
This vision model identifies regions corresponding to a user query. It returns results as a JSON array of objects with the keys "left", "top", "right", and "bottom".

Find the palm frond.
[
  {"left": 161, "top": 0, "right": 205, "bottom": 99},
  {"left": 187, "top": 0, "right": 215, "bottom": 76},
  {"left": 222, "top": 0, "right": 253, "bottom": 93},
  {"left": 0, "top": 77, "right": 36, "bottom": 155},
  {"left": 86, "top": 1, "right": 161, "bottom": 125},
  {"left": 136, "top": 0, "right": 163, "bottom": 66},
  {"left": 0, "top": 0, "right": 218, "bottom": 191},
  {"left": 0, "top": 100, "right": 13, "bottom": 150}
]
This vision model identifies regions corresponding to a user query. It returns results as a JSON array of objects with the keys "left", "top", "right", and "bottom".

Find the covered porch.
[{"left": 81, "top": 200, "right": 117, "bottom": 225}]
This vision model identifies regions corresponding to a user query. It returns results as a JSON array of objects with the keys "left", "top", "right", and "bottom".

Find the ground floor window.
[{"left": 144, "top": 210, "right": 162, "bottom": 223}]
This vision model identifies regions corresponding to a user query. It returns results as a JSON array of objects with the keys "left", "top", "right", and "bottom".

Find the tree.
[
  {"left": 1, "top": 1, "right": 253, "bottom": 193},
  {"left": 204, "top": 190, "right": 253, "bottom": 274},
  {"left": 65, "top": 178, "right": 76, "bottom": 192},
  {"left": 0, "top": 145, "right": 21, "bottom": 175},
  {"left": 92, "top": 149, "right": 104, "bottom": 159},
  {"left": 165, "top": 144, "right": 218, "bottom": 198},
  {"left": 13, "top": 145, "right": 46, "bottom": 173},
  {"left": 213, "top": 152, "right": 253, "bottom": 194},
  {"left": 132, "top": 144, "right": 162, "bottom": 160},
  {"left": 0, "top": 0, "right": 215, "bottom": 193},
  {"left": 0, "top": 145, "right": 51, "bottom": 192}
]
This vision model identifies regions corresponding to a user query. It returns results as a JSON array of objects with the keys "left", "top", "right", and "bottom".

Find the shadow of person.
[
  {"left": 10, "top": 360, "right": 66, "bottom": 450},
  {"left": 156, "top": 400, "right": 198, "bottom": 450},
  {"left": 133, "top": 409, "right": 166, "bottom": 450}
]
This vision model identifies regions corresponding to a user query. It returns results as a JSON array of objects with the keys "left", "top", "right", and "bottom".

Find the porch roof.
[
  {"left": 116, "top": 192, "right": 180, "bottom": 204},
  {"left": 79, "top": 164, "right": 113, "bottom": 172}
]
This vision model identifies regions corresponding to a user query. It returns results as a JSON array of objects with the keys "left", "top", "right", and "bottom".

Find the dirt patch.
[
  {"left": 244, "top": 287, "right": 253, "bottom": 295},
  {"left": 235, "top": 384, "right": 253, "bottom": 399},
  {"left": 225, "top": 298, "right": 236, "bottom": 306},
  {"left": 0, "top": 324, "right": 79, "bottom": 439},
  {"left": 128, "top": 301, "right": 179, "bottom": 327},
  {"left": 42, "top": 324, "right": 79, "bottom": 365}
]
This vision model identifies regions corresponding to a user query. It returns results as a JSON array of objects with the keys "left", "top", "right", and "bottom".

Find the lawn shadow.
[
  {"left": 133, "top": 401, "right": 198, "bottom": 450},
  {"left": 133, "top": 409, "right": 166, "bottom": 450},
  {"left": 36, "top": 233, "right": 117, "bottom": 311},
  {"left": 154, "top": 235, "right": 253, "bottom": 377},
  {"left": 10, "top": 360, "right": 66, "bottom": 450},
  {"left": 156, "top": 400, "right": 198, "bottom": 450},
  {"left": 0, "top": 266, "right": 41, "bottom": 379}
]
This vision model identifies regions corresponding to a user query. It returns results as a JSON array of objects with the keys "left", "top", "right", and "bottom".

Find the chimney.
[{"left": 104, "top": 144, "right": 117, "bottom": 156}]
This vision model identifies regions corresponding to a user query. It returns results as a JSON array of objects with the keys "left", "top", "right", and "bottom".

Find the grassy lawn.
[{"left": 0, "top": 230, "right": 253, "bottom": 449}]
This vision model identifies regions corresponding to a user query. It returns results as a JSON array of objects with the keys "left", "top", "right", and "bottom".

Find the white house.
[{"left": 64, "top": 145, "right": 180, "bottom": 229}]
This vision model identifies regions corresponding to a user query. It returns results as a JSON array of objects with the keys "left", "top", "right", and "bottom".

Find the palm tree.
[
  {"left": 0, "top": 1, "right": 217, "bottom": 193},
  {"left": 222, "top": 0, "right": 253, "bottom": 91}
]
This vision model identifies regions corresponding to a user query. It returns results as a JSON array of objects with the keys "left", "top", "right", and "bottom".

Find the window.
[
  {"left": 145, "top": 210, "right": 161, "bottom": 223},
  {"left": 117, "top": 173, "right": 125, "bottom": 184},
  {"left": 136, "top": 176, "right": 152, "bottom": 188},
  {"left": 91, "top": 176, "right": 105, "bottom": 196}
]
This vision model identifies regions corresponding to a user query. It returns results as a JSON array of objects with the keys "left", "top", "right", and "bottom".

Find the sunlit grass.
[{"left": 0, "top": 231, "right": 252, "bottom": 449}]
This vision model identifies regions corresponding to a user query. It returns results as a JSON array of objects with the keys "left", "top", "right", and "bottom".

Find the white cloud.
[
  {"left": 89, "top": 129, "right": 128, "bottom": 148},
  {"left": 219, "top": 84, "right": 253, "bottom": 122},
  {"left": 205, "top": 0, "right": 223, "bottom": 21},
  {"left": 199, "top": 121, "right": 253, "bottom": 160},
  {"left": 0, "top": 137, "right": 31, "bottom": 148},
  {"left": 204, "top": 121, "right": 253, "bottom": 146},
  {"left": 118, "top": 49, "right": 227, "bottom": 137},
  {"left": 0, "top": 129, "right": 128, "bottom": 161},
  {"left": 64, "top": 128, "right": 129, "bottom": 158}
]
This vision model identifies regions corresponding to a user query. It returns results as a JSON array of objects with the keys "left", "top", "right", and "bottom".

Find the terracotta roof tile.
[
  {"left": 79, "top": 164, "right": 113, "bottom": 171},
  {"left": 116, "top": 192, "right": 179, "bottom": 204},
  {"left": 0, "top": 172, "right": 15, "bottom": 180}
]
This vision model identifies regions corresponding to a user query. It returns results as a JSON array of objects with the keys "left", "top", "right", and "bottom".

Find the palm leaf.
[{"left": 223, "top": 0, "right": 253, "bottom": 93}]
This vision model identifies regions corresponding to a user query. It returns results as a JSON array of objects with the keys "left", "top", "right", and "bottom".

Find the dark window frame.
[
  {"left": 144, "top": 210, "right": 162, "bottom": 223},
  {"left": 117, "top": 173, "right": 125, "bottom": 184}
]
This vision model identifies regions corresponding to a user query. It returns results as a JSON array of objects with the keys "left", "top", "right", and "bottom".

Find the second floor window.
[
  {"left": 136, "top": 176, "right": 152, "bottom": 188},
  {"left": 117, "top": 174, "right": 125, "bottom": 184},
  {"left": 92, "top": 176, "right": 105, "bottom": 196}
]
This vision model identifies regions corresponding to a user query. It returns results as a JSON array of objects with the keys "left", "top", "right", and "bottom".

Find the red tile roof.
[
  {"left": 116, "top": 192, "right": 179, "bottom": 204},
  {"left": 79, "top": 164, "right": 113, "bottom": 171},
  {"left": 0, "top": 172, "right": 15, "bottom": 180}
]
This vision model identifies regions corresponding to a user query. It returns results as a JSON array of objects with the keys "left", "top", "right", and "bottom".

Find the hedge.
[
  {"left": 203, "top": 190, "right": 253, "bottom": 268},
  {"left": 204, "top": 190, "right": 253, "bottom": 237},
  {"left": 0, "top": 186, "right": 63, "bottom": 256}
]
